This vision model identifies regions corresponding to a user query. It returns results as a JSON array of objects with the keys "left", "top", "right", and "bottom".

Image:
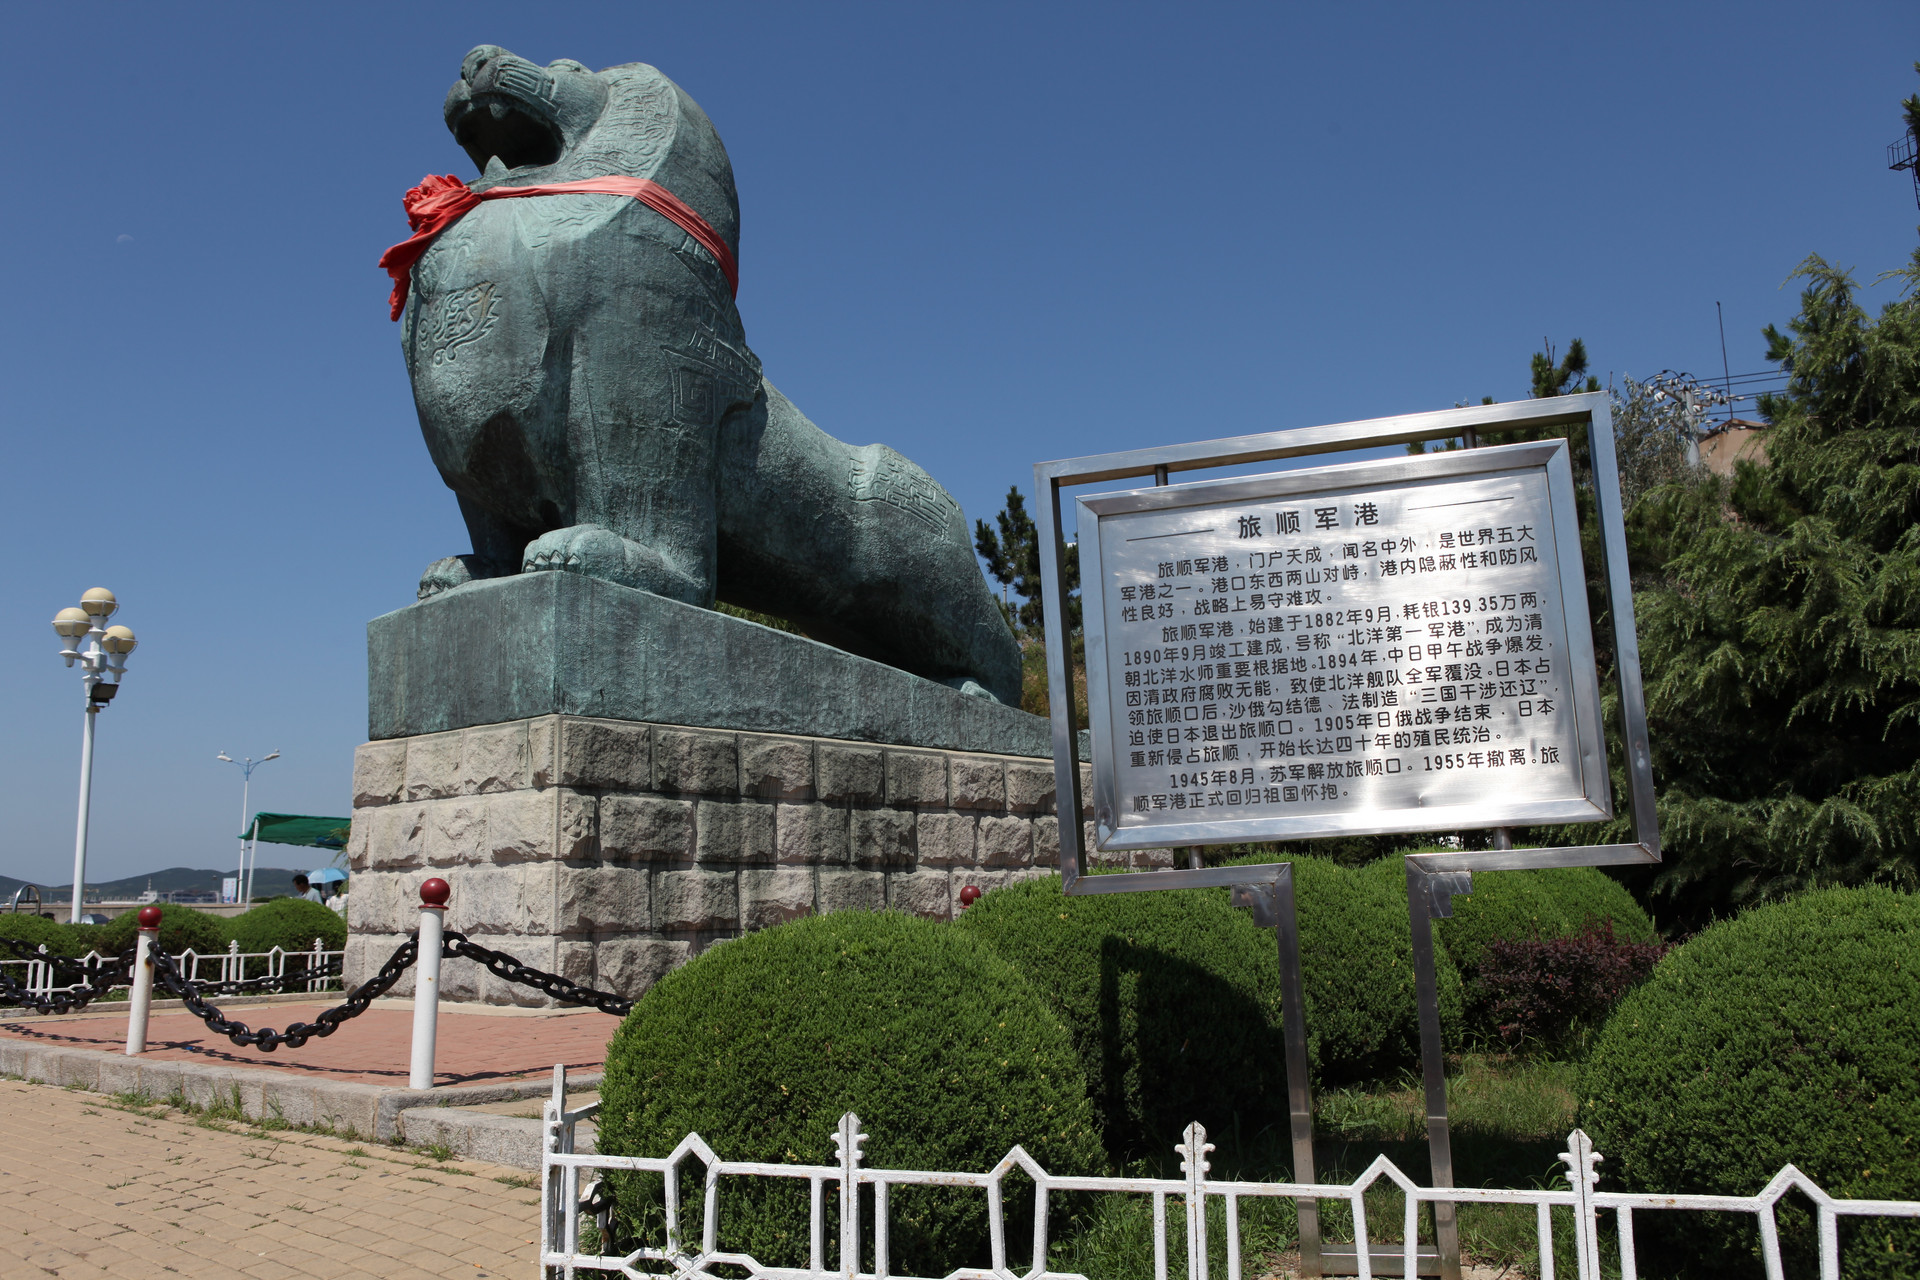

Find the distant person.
[
  {"left": 292, "top": 874, "right": 323, "bottom": 904},
  {"left": 328, "top": 881, "right": 348, "bottom": 918}
]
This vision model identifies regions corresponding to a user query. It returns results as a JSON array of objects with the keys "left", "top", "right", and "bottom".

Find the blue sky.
[{"left": 3, "top": 2, "right": 1917, "bottom": 886}]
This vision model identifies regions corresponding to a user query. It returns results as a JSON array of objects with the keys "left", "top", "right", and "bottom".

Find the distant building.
[{"left": 1698, "top": 418, "right": 1768, "bottom": 476}]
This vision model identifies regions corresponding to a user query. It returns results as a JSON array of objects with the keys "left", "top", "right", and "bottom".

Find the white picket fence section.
[
  {"left": 0, "top": 937, "right": 343, "bottom": 1005},
  {"left": 538, "top": 1066, "right": 1920, "bottom": 1280}
]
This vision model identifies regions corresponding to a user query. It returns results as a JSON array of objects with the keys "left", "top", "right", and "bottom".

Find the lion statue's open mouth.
[
  {"left": 442, "top": 46, "right": 601, "bottom": 177},
  {"left": 398, "top": 45, "right": 1022, "bottom": 704}
]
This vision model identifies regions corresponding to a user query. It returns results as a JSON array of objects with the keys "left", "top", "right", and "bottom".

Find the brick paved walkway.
[
  {"left": 0, "top": 1077, "right": 541, "bottom": 1278},
  {"left": 0, "top": 999, "right": 612, "bottom": 1085}
]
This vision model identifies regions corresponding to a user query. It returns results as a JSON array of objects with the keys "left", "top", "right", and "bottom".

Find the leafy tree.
[
  {"left": 974, "top": 486, "right": 1080, "bottom": 636},
  {"left": 1610, "top": 374, "right": 1707, "bottom": 509},
  {"left": 1621, "top": 246, "right": 1920, "bottom": 926}
]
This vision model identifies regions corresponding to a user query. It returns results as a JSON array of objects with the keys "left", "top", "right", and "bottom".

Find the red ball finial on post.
[
  {"left": 419, "top": 877, "right": 451, "bottom": 909},
  {"left": 137, "top": 905, "right": 163, "bottom": 930},
  {"left": 958, "top": 884, "right": 982, "bottom": 910}
]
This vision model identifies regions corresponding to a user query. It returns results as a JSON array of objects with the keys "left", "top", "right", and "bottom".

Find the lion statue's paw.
[
  {"left": 418, "top": 554, "right": 488, "bottom": 601},
  {"left": 521, "top": 525, "right": 705, "bottom": 604},
  {"left": 940, "top": 677, "right": 1002, "bottom": 704}
]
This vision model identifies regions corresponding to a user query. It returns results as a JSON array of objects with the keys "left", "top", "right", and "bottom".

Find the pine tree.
[
  {"left": 973, "top": 487, "right": 1080, "bottom": 637},
  {"left": 1530, "top": 336, "right": 1601, "bottom": 400},
  {"left": 1623, "top": 246, "right": 1920, "bottom": 925},
  {"left": 1414, "top": 336, "right": 1599, "bottom": 457}
]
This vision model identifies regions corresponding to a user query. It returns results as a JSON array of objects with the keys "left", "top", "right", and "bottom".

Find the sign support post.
[
  {"left": 1409, "top": 864, "right": 1472, "bottom": 1278},
  {"left": 1233, "top": 871, "right": 1322, "bottom": 1275}
]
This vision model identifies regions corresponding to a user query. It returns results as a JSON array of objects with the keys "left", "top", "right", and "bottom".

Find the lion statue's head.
[{"left": 441, "top": 44, "right": 741, "bottom": 267}]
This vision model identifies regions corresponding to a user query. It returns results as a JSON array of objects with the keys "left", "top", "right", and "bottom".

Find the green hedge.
[
  {"left": 0, "top": 913, "right": 94, "bottom": 958},
  {"left": 598, "top": 911, "right": 1100, "bottom": 1277},
  {"left": 227, "top": 899, "right": 346, "bottom": 958},
  {"left": 1437, "top": 865, "right": 1655, "bottom": 976},
  {"left": 953, "top": 876, "right": 1287, "bottom": 1163},
  {"left": 1579, "top": 887, "right": 1920, "bottom": 1277},
  {"left": 95, "top": 903, "right": 228, "bottom": 957}
]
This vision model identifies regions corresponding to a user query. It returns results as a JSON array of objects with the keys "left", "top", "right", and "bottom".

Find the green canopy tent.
[
  {"left": 240, "top": 814, "right": 352, "bottom": 849},
  {"left": 236, "top": 813, "right": 352, "bottom": 903}
]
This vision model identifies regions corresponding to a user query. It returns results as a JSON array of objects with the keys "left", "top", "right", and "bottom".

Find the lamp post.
[
  {"left": 52, "top": 588, "right": 138, "bottom": 925},
  {"left": 218, "top": 750, "right": 279, "bottom": 904}
]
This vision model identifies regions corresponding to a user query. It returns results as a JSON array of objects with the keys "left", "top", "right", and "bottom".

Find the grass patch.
[{"left": 1056, "top": 1054, "right": 1589, "bottom": 1280}]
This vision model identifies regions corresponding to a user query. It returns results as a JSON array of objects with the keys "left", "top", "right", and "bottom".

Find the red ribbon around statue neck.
[{"left": 379, "top": 173, "right": 739, "bottom": 320}]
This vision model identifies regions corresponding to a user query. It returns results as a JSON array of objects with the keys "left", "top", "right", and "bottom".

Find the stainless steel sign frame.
[
  {"left": 1078, "top": 439, "right": 1611, "bottom": 851},
  {"left": 1034, "top": 391, "right": 1661, "bottom": 890}
]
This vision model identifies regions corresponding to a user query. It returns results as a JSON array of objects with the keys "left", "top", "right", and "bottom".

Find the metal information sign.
[{"left": 1080, "top": 441, "right": 1610, "bottom": 851}]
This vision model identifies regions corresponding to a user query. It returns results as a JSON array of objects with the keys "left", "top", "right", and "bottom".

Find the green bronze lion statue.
[{"left": 396, "top": 45, "right": 1020, "bottom": 703}]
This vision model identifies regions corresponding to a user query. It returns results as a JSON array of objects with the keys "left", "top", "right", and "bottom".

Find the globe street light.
[
  {"left": 52, "top": 588, "right": 137, "bottom": 925},
  {"left": 218, "top": 750, "right": 279, "bottom": 903}
]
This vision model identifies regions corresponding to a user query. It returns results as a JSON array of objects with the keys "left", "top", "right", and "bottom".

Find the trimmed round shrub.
[
  {"left": 953, "top": 876, "right": 1287, "bottom": 1163},
  {"left": 598, "top": 911, "right": 1100, "bottom": 1277},
  {"left": 1436, "top": 865, "right": 1655, "bottom": 976},
  {"left": 227, "top": 898, "right": 346, "bottom": 957},
  {"left": 1579, "top": 887, "right": 1920, "bottom": 1277},
  {"left": 96, "top": 903, "right": 228, "bottom": 957}
]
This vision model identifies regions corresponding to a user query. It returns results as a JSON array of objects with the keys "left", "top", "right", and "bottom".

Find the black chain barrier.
[
  {"left": 149, "top": 937, "right": 419, "bottom": 1051},
  {"left": 440, "top": 931, "right": 635, "bottom": 1016},
  {"left": 150, "top": 931, "right": 631, "bottom": 1051},
  {"left": 2, "top": 936, "right": 342, "bottom": 1014},
  {"left": 582, "top": 1178, "right": 638, "bottom": 1257},
  {"left": 0, "top": 940, "right": 134, "bottom": 1015},
  {"left": 10, "top": 922, "right": 636, "bottom": 1046}
]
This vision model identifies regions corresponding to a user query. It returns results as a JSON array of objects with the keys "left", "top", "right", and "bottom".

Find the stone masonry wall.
[{"left": 344, "top": 714, "right": 1171, "bottom": 1005}]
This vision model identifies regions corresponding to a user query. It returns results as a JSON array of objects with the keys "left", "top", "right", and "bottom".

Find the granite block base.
[{"left": 345, "top": 715, "right": 1166, "bottom": 1005}]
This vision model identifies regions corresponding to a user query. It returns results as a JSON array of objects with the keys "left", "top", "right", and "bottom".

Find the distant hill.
[{"left": 0, "top": 866, "right": 321, "bottom": 904}]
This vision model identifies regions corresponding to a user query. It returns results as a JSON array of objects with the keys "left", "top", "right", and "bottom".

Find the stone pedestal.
[{"left": 347, "top": 574, "right": 1143, "bottom": 1005}]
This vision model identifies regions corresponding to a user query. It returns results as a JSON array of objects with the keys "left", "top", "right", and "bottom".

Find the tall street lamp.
[
  {"left": 218, "top": 750, "right": 279, "bottom": 904},
  {"left": 52, "top": 588, "right": 138, "bottom": 925}
]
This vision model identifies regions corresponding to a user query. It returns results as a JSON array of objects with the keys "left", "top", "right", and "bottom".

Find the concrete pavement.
[{"left": 0, "top": 1076, "right": 543, "bottom": 1279}]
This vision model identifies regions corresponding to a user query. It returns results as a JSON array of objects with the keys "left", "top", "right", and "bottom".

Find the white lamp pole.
[
  {"left": 52, "top": 589, "right": 138, "bottom": 926},
  {"left": 218, "top": 751, "right": 279, "bottom": 904}
]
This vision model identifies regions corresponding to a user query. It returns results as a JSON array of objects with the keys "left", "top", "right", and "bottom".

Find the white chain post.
[
  {"left": 409, "top": 877, "right": 449, "bottom": 1089},
  {"left": 124, "top": 905, "right": 161, "bottom": 1055}
]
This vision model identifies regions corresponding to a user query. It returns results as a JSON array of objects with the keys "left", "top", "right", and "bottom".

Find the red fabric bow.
[{"left": 379, "top": 173, "right": 739, "bottom": 320}]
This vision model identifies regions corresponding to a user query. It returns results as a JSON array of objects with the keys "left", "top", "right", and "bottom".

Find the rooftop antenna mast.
[{"left": 1716, "top": 302, "right": 1733, "bottom": 424}]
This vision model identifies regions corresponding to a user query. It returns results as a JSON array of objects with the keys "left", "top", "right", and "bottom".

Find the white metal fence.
[
  {"left": 538, "top": 1066, "right": 1920, "bottom": 1280},
  {"left": 0, "top": 937, "right": 343, "bottom": 1006}
]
